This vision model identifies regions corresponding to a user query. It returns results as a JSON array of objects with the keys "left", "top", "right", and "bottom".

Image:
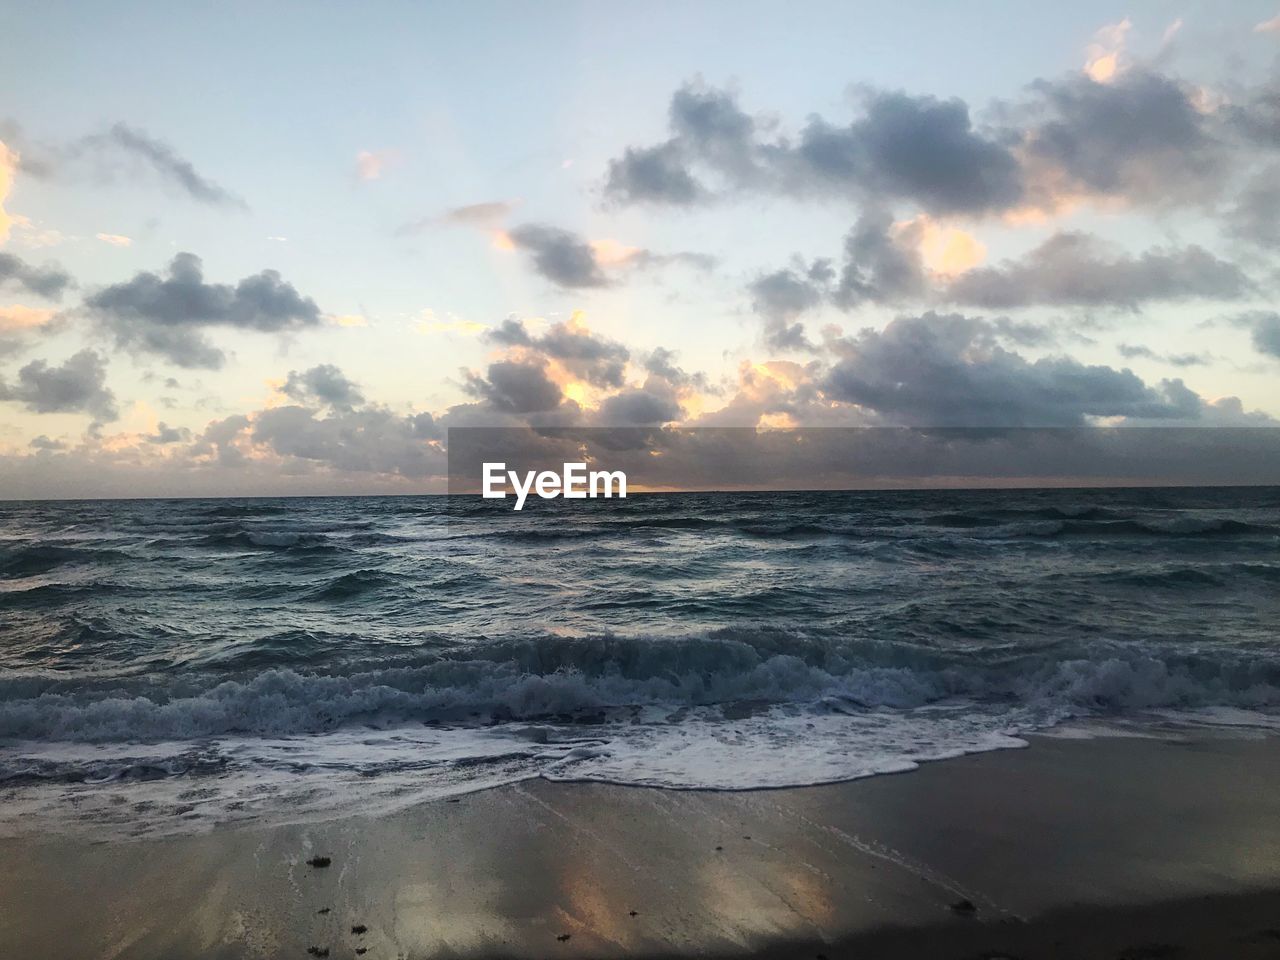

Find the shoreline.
[{"left": 4, "top": 731, "right": 1280, "bottom": 958}]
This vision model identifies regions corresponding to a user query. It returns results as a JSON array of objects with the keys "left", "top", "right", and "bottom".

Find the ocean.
[{"left": 1, "top": 487, "right": 1278, "bottom": 837}]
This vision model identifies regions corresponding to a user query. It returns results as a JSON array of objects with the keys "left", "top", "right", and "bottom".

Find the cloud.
[
  {"left": 329, "top": 313, "right": 370, "bottom": 328},
  {"left": 595, "top": 387, "right": 682, "bottom": 425},
  {"left": 0, "top": 140, "right": 16, "bottom": 242},
  {"left": 0, "top": 251, "right": 74, "bottom": 300},
  {"left": 356, "top": 151, "right": 383, "bottom": 181},
  {"left": 0, "top": 304, "right": 56, "bottom": 332},
  {"left": 606, "top": 141, "right": 705, "bottom": 205},
  {"left": 750, "top": 224, "right": 1245, "bottom": 353},
  {"left": 943, "top": 233, "right": 1251, "bottom": 309},
  {"left": 281, "top": 364, "right": 365, "bottom": 411},
  {"left": 822, "top": 312, "right": 1206, "bottom": 426},
  {"left": 1225, "top": 165, "right": 1280, "bottom": 248},
  {"left": 644, "top": 346, "right": 710, "bottom": 392},
  {"left": 755, "top": 212, "right": 981, "bottom": 333},
  {"left": 605, "top": 68, "right": 1245, "bottom": 221},
  {"left": 1255, "top": 14, "right": 1280, "bottom": 33},
  {"left": 396, "top": 200, "right": 518, "bottom": 236},
  {"left": 793, "top": 91, "right": 1025, "bottom": 215},
  {"left": 415, "top": 309, "right": 484, "bottom": 336},
  {"left": 96, "top": 233, "right": 132, "bottom": 247},
  {"left": 247, "top": 406, "right": 441, "bottom": 475},
  {"left": 604, "top": 80, "right": 1024, "bottom": 216},
  {"left": 75, "top": 123, "right": 245, "bottom": 209},
  {"left": 505, "top": 224, "right": 611, "bottom": 288},
  {"left": 1083, "top": 18, "right": 1132, "bottom": 83},
  {"left": 1230, "top": 312, "right": 1280, "bottom": 359},
  {"left": 85, "top": 252, "right": 322, "bottom": 368},
  {"left": 833, "top": 210, "right": 930, "bottom": 308},
  {"left": 486, "top": 315, "right": 630, "bottom": 387},
  {"left": 748, "top": 260, "right": 832, "bottom": 350},
  {"left": 1116, "top": 343, "right": 1212, "bottom": 367},
  {"left": 0, "top": 348, "right": 118, "bottom": 420},
  {"left": 146, "top": 422, "right": 190, "bottom": 444},
  {"left": 0, "top": 304, "right": 59, "bottom": 357},
  {"left": 1020, "top": 70, "right": 1226, "bottom": 210},
  {"left": 444, "top": 200, "right": 517, "bottom": 224},
  {"left": 497, "top": 222, "right": 714, "bottom": 289},
  {"left": 463, "top": 359, "right": 564, "bottom": 413}
]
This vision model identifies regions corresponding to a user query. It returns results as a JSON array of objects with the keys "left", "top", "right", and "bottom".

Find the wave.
[
  {"left": 198, "top": 503, "right": 291, "bottom": 518},
  {"left": 0, "top": 543, "right": 128, "bottom": 576},
  {"left": 197, "top": 529, "right": 342, "bottom": 551},
  {"left": 305, "top": 569, "right": 403, "bottom": 601},
  {"left": 2, "top": 630, "right": 1278, "bottom": 744}
]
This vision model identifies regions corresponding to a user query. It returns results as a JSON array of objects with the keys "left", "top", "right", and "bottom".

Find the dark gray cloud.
[
  {"left": 823, "top": 312, "right": 1205, "bottom": 426},
  {"left": 242, "top": 406, "right": 443, "bottom": 477},
  {"left": 485, "top": 318, "right": 629, "bottom": 387},
  {"left": 1022, "top": 70, "right": 1225, "bottom": 206},
  {"left": 1229, "top": 312, "right": 1280, "bottom": 360},
  {"left": 77, "top": 123, "right": 245, "bottom": 209},
  {"left": 750, "top": 212, "right": 927, "bottom": 340},
  {"left": 1225, "top": 165, "right": 1280, "bottom": 249},
  {"left": 507, "top": 224, "right": 610, "bottom": 288},
  {"left": 1117, "top": 344, "right": 1212, "bottom": 367},
  {"left": 146, "top": 422, "right": 191, "bottom": 444},
  {"left": 944, "top": 233, "right": 1251, "bottom": 309},
  {"left": 28, "top": 435, "right": 67, "bottom": 451},
  {"left": 603, "top": 70, "right": 1261, "bottom": 218},
  {"left": 0, "top": 348, "right": 117, "bottom": 420},
  {"left": 1224, "top": 77, "right": 1280, "bottom": 148},
  {"left": 603, "top": 81, "right": 1024, "bottom": 216},
  {"left": 605, "top": 141, "right": 705, "bottom": 205},
  {"left": 792, "top": 91, "right": 1024, "bottom": 214},
  {"left": 504, "top": 223, "right": 714, "bottom": 289},
  {"left": 645, "top": 346, "right": 711, "bottom": 392},
  {"left": 282, "top": 364, "right": 365, "bottom": 411},
  {"left": 463, "top": 359, "right": 564, "bottom": 413},
  {"left": 85, "top": 252, "right": 322, "bottom": 368},
  {"left": 0, "top": 252, "right": 74, "bottom": 300},
  {"left": 748, "top": 259, "right": 832, "bottom": 350},
  {"left": 833, "top": 211, "right": 927, "bottom": 308},
  {"left": 596, "top": 388, "right": 682, "bottom": 425},
  {"left": 751, "top": 222, "right": 1245, "bottom": 353}
]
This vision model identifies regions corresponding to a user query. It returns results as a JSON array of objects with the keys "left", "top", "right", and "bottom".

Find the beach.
[{"left": 6, "top": 731, "right": 1280, "bottom": 959}]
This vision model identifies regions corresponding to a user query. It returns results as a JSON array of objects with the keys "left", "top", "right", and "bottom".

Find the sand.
[{"left": 5, "top": 731, "right": 1280, "bottom": 959}]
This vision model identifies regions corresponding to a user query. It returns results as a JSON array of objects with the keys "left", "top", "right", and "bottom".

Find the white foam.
[{"left": 0, "top": 701, "right": 1036, "bottom": 838}]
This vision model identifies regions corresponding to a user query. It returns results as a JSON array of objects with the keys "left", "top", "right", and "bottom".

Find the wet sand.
[{"left": 4, "top": 732, "right": 1280, "bottom": 959}]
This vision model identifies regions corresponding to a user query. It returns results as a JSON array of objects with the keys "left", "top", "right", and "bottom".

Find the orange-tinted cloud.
[
  {"left": 0, "top": 304, "right": 55, "bottom": 331},
  {"left": 0, "top": 141, "right": 17, "bottom": 243},
  {"left": 892, "top": 215, "right": 986, "bottom": 276},
  {"left": 1084, "top": 18, "right": 1131, "bottom": 83}
]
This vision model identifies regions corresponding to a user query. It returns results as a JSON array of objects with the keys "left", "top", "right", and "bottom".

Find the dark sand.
[{"left": 5, "top": 732, "right": 1280, "bottom": 959}]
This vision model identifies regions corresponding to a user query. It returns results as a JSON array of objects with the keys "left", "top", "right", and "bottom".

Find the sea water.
[{"left": 1, "top": 487, "right": 1278, "bottom": 836}]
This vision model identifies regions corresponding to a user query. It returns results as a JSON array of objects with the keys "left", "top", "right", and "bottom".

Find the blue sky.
[{"left": 2, "top": 2, "right": 1280, "bottom": 495}]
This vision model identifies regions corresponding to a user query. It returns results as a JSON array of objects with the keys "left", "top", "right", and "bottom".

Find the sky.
[{"left": 2, "top": 1, "right": 1280, "bottom": 497}]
